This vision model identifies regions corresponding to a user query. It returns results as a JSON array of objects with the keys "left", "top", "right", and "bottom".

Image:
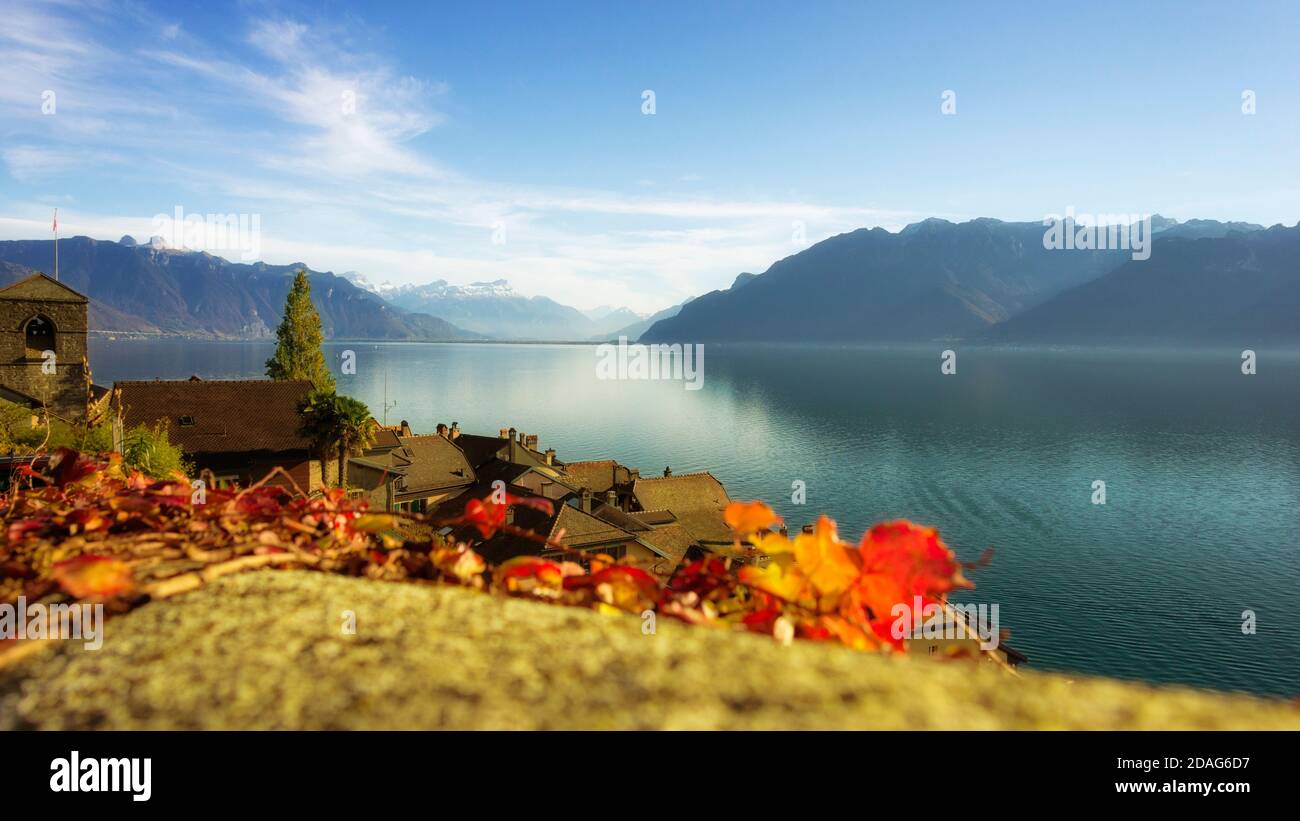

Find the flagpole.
[{"left": 53, "top": 208, "right": 59, "bottom": 281}]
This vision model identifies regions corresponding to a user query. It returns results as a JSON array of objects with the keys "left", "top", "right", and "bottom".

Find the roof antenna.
[{"left": 382, "top": 369, "right": 397, "bottom": 425}]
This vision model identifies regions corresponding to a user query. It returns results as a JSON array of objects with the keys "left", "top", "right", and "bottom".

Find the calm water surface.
[{"left": 90, "top": 339, "right": 1300, "bottom": 698}]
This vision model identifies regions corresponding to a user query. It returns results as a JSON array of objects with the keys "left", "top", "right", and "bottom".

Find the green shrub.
[{"left": 120, "top": 421, "right": 192, "bottom": 479}]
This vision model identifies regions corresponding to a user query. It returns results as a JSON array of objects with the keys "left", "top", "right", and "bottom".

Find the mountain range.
[
  {"left": 641, "top": 216, "right": 1295, "bottom": 344},
  {"left": 0, "top": 237, "right": 474, "bottom": 340},
  {"left": 343, "top": 275, "right": 647, "bottom": 341},
  {"left": 1, "top": 215, "right": 1293, "bottom": 345}
]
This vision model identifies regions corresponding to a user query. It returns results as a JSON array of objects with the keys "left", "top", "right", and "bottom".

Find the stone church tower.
[{"left": 0, "top": 273, "right": 92, "bottom": 421}]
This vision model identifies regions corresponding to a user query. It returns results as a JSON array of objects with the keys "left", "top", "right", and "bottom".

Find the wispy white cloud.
[{"left": 0, "top": 1, "right": 924, "bottom": 311}]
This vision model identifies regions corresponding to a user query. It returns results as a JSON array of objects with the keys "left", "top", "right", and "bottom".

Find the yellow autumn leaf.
[
  {"left": 738, "top": 554, "right": 808, "bottom": 601},
  {"left": 793, "top": 515, "right": 860, "bottom": 599},
  {"left": 352, "top": 514, "right": 398, "bottom": 533}
]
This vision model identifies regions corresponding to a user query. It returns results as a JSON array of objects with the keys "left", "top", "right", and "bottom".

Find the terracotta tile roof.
[
  {"left": 627, "top": 509, "right": 678, "bottom": 527},
  {"left": 451, "top": 433, "right": 508, "bottom": 469},
  {"left": 635, "top": 523, "right": 695, "bottom": 578},
  {"left": 547, "top": 504, "right": 637, "bottom": 549},
  {"left": 113, "top": 378, "right": 313, "bottom": 454},
  {"left": 562, "top": 459, "right": 631, "bottom": 493},
  {"left": 592, "top": 504, "right": 652, "bottom": 533},
  {"left": 371, "top": 429, "right": 402, "bottom": 450},
  {"left": 631, "top": 472, "right": 732, "bottom": 545},
  {"left": 551, "top": 504, "right": 693, "bottom": 581},
  {"left": 393, "top": 434, "right": 475, "bottom": 496}
]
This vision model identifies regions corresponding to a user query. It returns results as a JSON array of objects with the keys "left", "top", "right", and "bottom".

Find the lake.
[{"left": 89, "top": 338, "right": 1300, "bottom": 698}]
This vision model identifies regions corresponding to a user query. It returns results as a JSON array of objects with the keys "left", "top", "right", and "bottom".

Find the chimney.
[
  {"left": 499, "top": 427, "right": 510, "bottom": 439},
  {"left": 605, "top": 489, "right": 617, "bottom": 508},
  {"left": 450, "top": 422, "right": 460, "bottom": 440},
  {"left": 663, "top": 466, "right": 672, "bottom": 478},
  {"left": 507, "top": 428, "right": 518, "bottom": 463},
  {"left": 400, "top": 420, "right": 412, "bottom": 437},
  {"left": 524, "top": 433, "right": 539, "bottom": 451},
  {"left": 436, "top": 423, "right": 449, "bottom": 437},
  {"left": 544, "top": 448, "right": 555, "bottom": 466},
  {"left": 580, "top": 488, "right": 592, "bottom": 513}
]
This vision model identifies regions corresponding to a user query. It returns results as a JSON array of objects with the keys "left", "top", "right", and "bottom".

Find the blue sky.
[{"left": 2, "top": 0, "right": 1298, "bottom": 312}]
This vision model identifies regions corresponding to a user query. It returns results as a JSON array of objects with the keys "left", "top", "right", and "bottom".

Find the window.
[
  {"left": 178, "top": 415, "right": 196, "bottom": 427},
  {"left": 24, "top": 315, "right": 54, "bottom": 359}
]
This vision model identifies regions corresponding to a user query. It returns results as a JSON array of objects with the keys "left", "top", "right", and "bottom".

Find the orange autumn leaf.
[
  {"left": 818, "top": 614, "right": 883, "bottom": 652},
  {"left": 430, "top": 545, "right": 486, "bottom": 584},
  {"left": 724, "top": 500, "right": 783, "bottom": 535},
  {"left": 845, "top": 571, "right": 908, "bottom": 624},
  {"left": 51, "top": 555, "right": 133, "bottom": 599},
  {"left": 792, "top": 515, "right": 860, "bottom": 599}
]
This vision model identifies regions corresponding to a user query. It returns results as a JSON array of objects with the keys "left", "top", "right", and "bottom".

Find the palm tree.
[{"left": 298, "top": 391, "right": 378, "bottom": 488}]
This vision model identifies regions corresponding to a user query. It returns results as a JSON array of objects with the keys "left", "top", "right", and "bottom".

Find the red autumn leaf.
[
  {"left": 493, "top": 556, "right": 564, "bottom": 596},
  {"left": 51, "top": 555, "right": 133, "bottom": 599},
  {"left": 7, "top": 517, "right": 50, "bottom": 543},
  {"left": 857, "top": 520, "right": 971, "bottom": 603},
  {"left": 47, "top": 448, "right": 106, "bottom": 487},
  {"left": 566, "top": 564, "right": 658, "bottom": 594},
  {"left": 462, "top": 492, "right": 554, "bottom": 539},
  {"left": 668, "top": 557, "right": 730, "bottom": 595}
]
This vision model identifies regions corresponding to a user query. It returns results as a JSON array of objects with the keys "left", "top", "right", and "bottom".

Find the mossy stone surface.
[{"left": 3, "top": 570, "right": 1296, "bottom": 730}]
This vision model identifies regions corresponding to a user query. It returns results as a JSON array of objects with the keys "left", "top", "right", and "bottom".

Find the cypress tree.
[{"left": 266, "top": 269, "right": 335, "bottom": 392}]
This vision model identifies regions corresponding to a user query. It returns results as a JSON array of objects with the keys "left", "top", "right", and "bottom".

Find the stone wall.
[{"left": 0, "top": 277, "right": 90, "bottom": 421}]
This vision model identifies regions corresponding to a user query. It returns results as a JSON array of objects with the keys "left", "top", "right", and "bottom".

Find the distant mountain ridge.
[
  {"left": 990, "top": 223, "right": 1300, "bottom": 343},
  {"left": 642, "top": 217, "right": 1134, "bottom": 343},
  {"left": 6, "top": 214, "right": 1287, "bottom": 345},
  {"left": 0, "top": 237, "right": 475, "bottom": 340},
  {"left": 640, "top": 215, "right": 1290, "bottom": 345},
  {"left": 350, "top": 275, "right": 648, "bottom": 340}
]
